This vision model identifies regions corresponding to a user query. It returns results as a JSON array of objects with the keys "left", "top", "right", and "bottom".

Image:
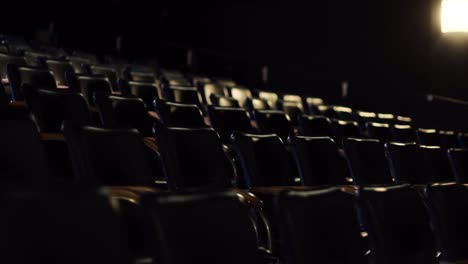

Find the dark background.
[{"left": 3, "top": 1, "right": 468, "bottom": 128}]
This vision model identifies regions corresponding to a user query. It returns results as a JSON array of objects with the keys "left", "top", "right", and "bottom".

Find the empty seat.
[
  {"left": 289, "top": 136, "right": 351, "bottom": 185},
  {"left": 458, "top": 132, "right": 468, "bottom": 148},
  {"left": 258, "top": 91, "right": 279, "bottom": 110},
  {"left": 303, "top": 96, "right": 324, "bottom": 114},
  {"left": 88, "top": 65, "right": 120, "bottom": 92},
  {"left": 253, "top": 110, "right": 292, "bottom": 142},
  {"left": 140, "top": 191, "right": 262, "bottom": 264},
  {"left": 43, "top": 59, "right": 75, "bottom": 87},
  {"left": 330, "top": 119, "right": 361, "bottom": 147},
  {"left": 202, "top": 83, "right": 229, "bottom": 104},
  {"left": 377, "top": 113, "right": 395, "bottom": 124},
  {"left": 0, "top": 52, "right": 25, "bottom": 79},
  {"left": 279, "top": 101, "right": 303, "bottom": 126},
  {"left": 210, "top": 94, "right": 240, "bottom": 107},
  {"left": 385, "top": 142, "right": 424, "bottom": 184},
  {"left": 207, "top": 106, "right": 252, "bottom": 143},
  {"left": 67, "top": 75, "right": 112, "bottom": 107},
  {"left": 396, "top": 115, "right": 413, "bottom": 124},
  {"left": 1, "top": 185, "right": 132, "bottom": 264},
  {"left": 162, "top": 84, "right": 202, "bottom": 105},
  {"left": 354, "top": 111, "right": 378, "bottom": 128},
  {"left": 425, "top": 183, "right": 468, "bottom": 263},
  {"left": 24, "top": 51, "right": 55, "bottom": 67},
  {"left": 65, "top": 55, "right": 95, "bottom": 74},
  {"left": 154, "top": 124, "right": 232, "bottom": 191},
  {"left": 420, "top": 145, "right": 454, "bottom": 183},
  {"left": 123, "top": 81, "right": 159, "bottom": 109},
  {"left": 390, "top": 124, "right": 416, "bottom": 142},
  {"left": 439, "top": 130, "right": 459, "bottom": 148},
  {"left": 275, "top": 188, "right": 368, "bottom": 264},
  {"left": 94, "top": 94, "right": 153, "bottom": 137},
  {"left": 416, "top": 128, "right": 440, "bottom": 146},
  {"left": 230, "top": 86, "right": 252, "bottom": 107},
  {"left": 64, "top": 124, "right": 155, "bottom": 186},
  {"left": 161, "top": 69, "right": 190, "bottom": 86},
  {"left": 343, "top": 138, "right": 393, "bottom": 185},
  {"left": 22, "top": 85, "right": 90, "bottom": 133},
  {"left": 124, "top": 67, "right": 156, "bottom": 82},
  {"left": 448, "top": 148, "right": 468, "bottom": 183},
  {"left": 357, "top": 185, "right": 438, "bottom": 264},
  {"left": 297, "top": 115, "right": 333, "bottom": 137},
  {"left": 231, "top": 133, "right": 294, "bottom": 188},
  {"left": 7, "top": 64, "right": 57, "bottom": 101},
  {"left": 154, "top": 99, "right": 205, "bottom": 127},
  {"left": 244, "top": 97, "right": 270, "bottom": 112},
  {"left": 366, "top": 122, "right": 391, "bottom": 143}
]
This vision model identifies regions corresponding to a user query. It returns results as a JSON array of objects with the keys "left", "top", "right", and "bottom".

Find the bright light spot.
[{"left": 441, "top": 0, "right": 468, "bottom": 33}]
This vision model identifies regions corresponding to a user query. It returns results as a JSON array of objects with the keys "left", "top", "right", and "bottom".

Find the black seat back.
[
  {"left": 289, "top": 136, "right": 350, "bottom": 185},
  {"left": 231, "top": 132, "right": 294, "bottom": 188},
  {"left": 297, "top": 115, "right": 333, "bottom": 137},
  {"left": 330, "top": 119, "right": 361, "bottom": 147},
  {"left": 67, "top": 74, "right": 112, "bottom": 106},
  {"left": 7, "top": 64, "right": 57, "bottom": 101},
  {"left": 44, "top": 59, "right": 75, "bottom": 86},
  {"left": 89, "top": 65, "right": 120, "bottom": 92},
  {"left": 385, "top": 142, "right": 424, "bottom": 184},
  {"left": 154, "top": 99, "right": 205, "bottom": 128},
  {"left": 390, "top": 124, "right": 416, "bottom": 142},
  {"left": 366, "top": 122, "right": 391, "bottom": 143},
  {"left": 126, "top": 81, "right": 159, "bottom": 110},
  {"left": 420, "top": 145, "right": 454, "bottom": 183},
  {"left": 343, "top": 138, "right": 393, "bottom": 185},
  {"left": 448, "top": 148, "right": 468, "bottom": 183},
  {"left": 140, "top": 191, "right": 261, "bottom": 264},
  {"left": 253, "top": 110, "right": 292, "bottom": 142},
  {"left": 358, "top": 185, "right": 437, "bottom": 264},
  {"left": 155, "top": 124, "right": 232, "bottom": 191},
  {"left": 207, "top": 106, "right": 252, "bottom": 143},
  {"left": 244, "top": 97, "right": 270, "bottom": 112},
  {"left": 275, "top": 188, "right": 368, "bottom": 264},
  {"left": 417, "top": 128, "right": 440, "bottom": 146}
]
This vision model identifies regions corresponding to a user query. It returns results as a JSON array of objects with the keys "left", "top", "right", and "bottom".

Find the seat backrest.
[
  {"left": 289, "top": 136, "right": 351, "bottom": 185},
  {"left": 390, "top": 124, "right": 416, "bottom": 142},
  {"left": 280, "top": 101, "right": 303, "bottom": 126},
  {"left": 140, "top": 191, "right": 261, "bottom": 264},
  {"left": 343, "top": 138, "right": 393, "bottom": 185},
  {"left": 89, "top": 65, "right": 120, "bottom": 92},
  {"left": 330, "top": 119, "right": 361, "bottom": 147},
  {"left": 154, "top": 99, "right": 206, "bottom": 128},
  {"left": 0, "top": 52, "right": 25, "bottom": 79},
  {"left": 126, "top": 81, "right": 159, "bottom": 109},
  {"left": 303, "top": 96, "right": 324, "bottom": 114},
  {"left": 420, "top": 145, "right": 454, "bottom": 183},
  {"left": 69, "top": 75, "right": 112, "bottom": 106},
  {"left": 244, "top": 97, "right": 270, "bottom": 112},
  {"left": 230, "top": 86, "right": 252, "bottom": 107},
  {"left": 458, "top": 132, "right": 468, "bottom": 148},
  {"left": 207, "top": 106, "right": 252, "bottom": 143},
  {"left": 253, "top": 110, "right": 292, "bottom": 142},
  {"left": 44, "top": 59, "right": 75, "bottom": 86},
  {"left": 163, "top": 85, "right": 202, "bottom": 105},
  {"left": 358, "top": 185, "right": 437, "bottom": 264},
  {"left": 0, "top": 119, "right": 49, "bottom": 181},
  {"left": 65, "top": 55, "right": 95, "bottom": 74},
  {"left": 202, "top": 83, "right": 229, "bottom": 104},
  {"left": 231, "top": 132, "right": 294, "bottom": 188},
  {"left": 385, "top": 142, "right": 424, "bottom": 184},
  {"left": 439, "top": 130, "right": 459, "bottom": 149},
  {"left": 258, "top": 91, "right": 279, "bottom": 109},
  {"left": 376, "top": 113, "right": 396, "bottom": 124},
  {"left": 64, "top": 124, "right": 154, "bottom": 186},
  {"left": 155, "top": 124, "right": 232, "bottom": 191},
  {"left": 1, "top": 185, "right": 132, "bottom": 264},
  {"left": 416, "top": 128, "right": 440, "bottom": 146},
  {"left": 126, "top": 68, "right": 156, "bottom": 83},
  {"left": 7, "top": 64, "right": 57, "bottom": 101},
  {"left": 23, "top": 85, "right": 90, "bottom": 133},
  {"left": 94, "top": 94, "right": 153, "bottom": 137},
  {"left": 210, "top": 94, "right": 240, "bottom": 108},
  {"left": 298, "top": 115, "right": 333, "bottom": 137},
  {"left": 447, "top": 148, "right": 468, "bottom": 183},
  {"left": 366, "top": 122, "right": 391, "bottom": 143},
  {"left": 275, "top": 188, "right": 368, "bottom": 264},
  {"left": 425, "top": 183, "right": 468, "bottom": 262}
]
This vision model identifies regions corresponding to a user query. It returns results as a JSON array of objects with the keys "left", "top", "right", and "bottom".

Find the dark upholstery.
[
  {"left": 244, "top": 97, "right": 270, "bottom": 112},
  {"left": 420, "top": 145, "right": 454, "bottom": 183},
  {"left": 253, "top": 110, "right": 292, "bottom": 142},
  {"left": 297, "top": 115, "right": 333, "bottom": 137},
  {"left": 343, "top": 138, "right": 393, "bottom": 185},
  {"left": 447, "top": 148, "right": 468, "bottom": 183},
  {"left": 140, "top": 191, "right": 261, "bottom": 264},
  {"left": 390, "top": 124, "right": 416, "bottom": 142},
  {"left": 7, "top": 64, "right": 57, "bottom": 101},
  {"left": 67, "top": 75, "right": 112, "bottom": 107},
  {"left": 89, "top": 65, "right": 120, "bottom": 92},
  {"left": 209, "top": 94, "right": 240, "bottom": 107},
  {"left": 154, "top": 124, "right": 232, "bottom": 191},
  {"left": 231, "top": 132, "right": 294, "bottom": 188},
  {"left": 154, "top": 99, "right": 206, "bottom": 128},
  {"left": 357, "top": 185, "right": 438, "bottom": 264},
  {"left": 44, "top": 59, "right": 75, "bottom": 86},
  {"left": 417, "top": 128, "right": 440, "bottom": 146},
  {"left": 289, "top": 136, "right": 351, "bottom": 185},
  {"left": 207, "top": 106, "right": 252, "bottom": 143},
  {"left": 275, "top": 188, "right": 368, "bottom": 264},
  {"left": 330, "top": 119, "right": 361, "bottom": 147},
  {"left": 126, "top": 81, "right": 159, "bottom": 110},
  {"left": 385, "top": 142, "right": 423, "bottom": 184},
  {"left": 366, "top": 122, "right": 391, "bottom": 143}
]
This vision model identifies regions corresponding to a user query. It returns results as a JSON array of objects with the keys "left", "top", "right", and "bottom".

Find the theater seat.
[
  {"left": 155, "top": 124, "right": 232, "bottom": 191},
  {"left": 140, "top": 191, "right": 262, "bottom": 264},
  {"left": 7, "top": 64, "right": 57, "bottom": 101},
  {"left": 330, "top": 119, "right": 361, "bottom": 147},
  {"left": 207, "top": 106, "right": 252, "bottom": 143},
  {"left": 210, "top": 94, "right": 240, "bottom": 108},
  {"left": 258, "top": 91, "right": 279, "bottom": 110},
  {"left": 245, "top": 97, "right": 270, "bottom": 113},
  {"left": 343, "top": 138, "right": 393, "bottom": 185},
  {"left": 385, "top": 142, "right": 423, "bottom": 184},
  {"left": 318, "top": 105, "right": 353, "bottom": 120},
  {"left": 0, "top": 52, "right": 26, "bottom": 79},
  {"left": 253, "top": 110, "right": 292, "bottom": 142},
  {"left": 303, "top": 96, "right": 324, "bottom": 115},
  {"left": 297, "top": 115, "right": 333, "bottom": 137},
  {"left": 357, "top": 185, "right": 438, "bottom": 264},
  {"left": 416, "top": 128, "right": 440, "bottom": 146},
  {"left": 0, "top": 185, "right": 132, "bottom": 264},
  {"left": 279, "top": 101, "right": 303, "bottom": 126},
  {"left": 43, "top": 58, "right": 75, "bottom": 86},
  {"left": 154, "top": 99, "right": 206, "bottom": 127},
  {"left": 275, "top": 188, "right": 368, "bottom": 264},
  {"left": 439, "top": 130, "right": 459, "bottom": 149},
  {"left": 88, "top": 64, "right": 120, "bottom": 92},
  {"left": 124, "top": 80, "right": 159, "bottom": 110},
  {"left": 425, "top": 183, "right": 468, "bottom": 263},
  {"left": 390, "top": 124, "right": 416, "bottom": 142},
  {"left": 289, "top": 136, "right": 351, "bottom": 185},
  {"left": 94, "top": 94, "right": 153, "bottom": 137},
  {"left": 420, "top": 145, "right": 454, "bottom": 183},
  {"left": 230, "top": 86, "right": 252, "bottom": 107},
  {"left": 67, "top": 74, "right": 112, "bottom": 107},
  {"left": 162, "top": 84, "right": 202, "bottom": 105},
  {"left": 366, "top": 122, "right": 391, "bottom": 143},
  {"left": 202, "top": 83, "right": 229, "bottom": 104},
  {"left": 231, "top": 133, "right": 295, "bottom": 188},
  {"left": 64, "top": 124, "right": 155, "bottom": 187},
  {"left": 447, "top": 148, "right": 468, "bottom": 183}
]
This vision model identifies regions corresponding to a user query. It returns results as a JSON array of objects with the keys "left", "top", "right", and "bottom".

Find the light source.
[{"left": 441, "top": 0, "right": 468, "bottom": 33}]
